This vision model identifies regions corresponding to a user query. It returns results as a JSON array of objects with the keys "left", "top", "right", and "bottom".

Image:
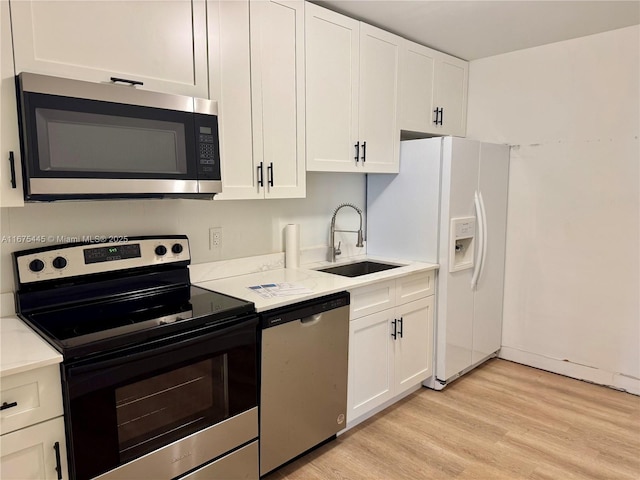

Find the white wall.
[
  {"left": 466, "top": 25, "right": 639, "bottom": 393},
  {"left": 0, "top": 172, "right": 366, "bottom": 293}
]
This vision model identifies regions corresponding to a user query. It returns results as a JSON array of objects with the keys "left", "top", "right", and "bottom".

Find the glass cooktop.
[{"left": 21, "top": 286, "right": 255, "bottom": 359}]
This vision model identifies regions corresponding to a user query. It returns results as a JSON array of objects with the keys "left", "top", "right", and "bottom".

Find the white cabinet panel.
[
  {"left": 0, "top": 0, "right": 24, "bottom": 207},
  {"left": 10, "top": 0, "right": 208, "bottom": 98},
  {"left": 434, "top": 54, "right": 468, "bottom": 137},
  {"left": 209, "top": 0, "right": 257, "bottom": 200},
  {"left": 250, "top": 0, "right": 305, "bottom": 199},
  {"left": 349, "top": 280, "right": 396, "bottom": 320},
  {"left": 1, "top": 416, "right": 67, "bottom": 480},
  {"left": 358, "top": 24, "right": 401, "bottom": 173},
  {"left": 305, "top": 3, "right": 359, "bottom": 172},
  {"left": 396, "top": 271, "right": 435, "bottom": 304},
  {"left": 348, "top": 309, "right": 394, "bottom": 420},
  {"left": 395, "top": 296, "right": 434, "bottom": 394},
  {"left": 0, "top": 365, "right": 63, "bottom": 435},
  {"left": 399, "top": 40, "right": 436, "bottom": 133}
]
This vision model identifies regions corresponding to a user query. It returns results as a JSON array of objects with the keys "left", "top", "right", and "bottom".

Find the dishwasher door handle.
[{"left": 300, "top": 314, "right": 323, "bottom": 326}]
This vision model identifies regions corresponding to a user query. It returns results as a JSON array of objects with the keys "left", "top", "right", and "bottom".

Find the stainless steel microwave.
[{"left": 16, "top": 73, "right": 221, "bottom": 201}]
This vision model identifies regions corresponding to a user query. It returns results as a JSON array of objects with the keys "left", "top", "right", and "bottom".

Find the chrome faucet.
[{"left": 330, "top": 203, "right": 364, "bottom": 262}]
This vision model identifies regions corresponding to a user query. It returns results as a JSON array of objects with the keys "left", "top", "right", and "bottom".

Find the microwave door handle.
[{"left": 110, "top": 76, "right": 144, "bottom": 87}]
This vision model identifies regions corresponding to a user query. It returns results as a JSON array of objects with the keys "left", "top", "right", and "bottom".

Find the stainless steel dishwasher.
[{"left": 260, "top": 291, "right": 350, "bottom": 476}]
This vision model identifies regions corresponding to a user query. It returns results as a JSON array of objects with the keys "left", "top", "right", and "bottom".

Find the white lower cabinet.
[
  {"left": 347, "top": 271, "right": 435, "bottom": 425},
  {"left": 0, "top": 364, "right": 67, "bottom": 480},
  {"left": 1, "top": 417, "right": 68, "bottom": 480}
]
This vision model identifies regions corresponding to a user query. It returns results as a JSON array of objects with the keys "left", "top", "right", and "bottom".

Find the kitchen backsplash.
[{"left": 0, "top": 172, "right": 366, "bottom": 293}]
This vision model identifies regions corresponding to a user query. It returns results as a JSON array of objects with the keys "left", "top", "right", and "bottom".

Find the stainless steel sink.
[{"left": 317, "top": 261, "right": 401, "bottom": 277}]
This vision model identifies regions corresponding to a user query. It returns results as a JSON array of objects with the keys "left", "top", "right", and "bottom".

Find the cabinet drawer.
[
  {"left": 349, "top": 280, "right": 396, "bottom": 319},
  {"left": 396, "top": 271, "right": 434, "bottom": 304},
  {"left": 0, "top": 416, "right": 68, "bottom": 480},
  {"left": 1, "top": 365, "right": 63, "bottom": 435},
  {"left": 182, "top": 441, "right": 258, "bottom": 480}
]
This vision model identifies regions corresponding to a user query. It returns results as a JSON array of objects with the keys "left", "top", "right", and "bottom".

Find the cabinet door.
[
  {"left": 251, "top": 0, "right": 305, "bottom": 199},
  {"left": 347, "top": 310, "right": 395, "bottom": 423},
  {"left": 434, "top": 53, "right": 468, "bottom": 137},
  {"left": 358, "top": 23, "right": 401, "bottom": 173},
  {"left": 210, "top": 0, "right": 259, "bottom": 200},
  {"left": 1, "top": 365, "right": 63, "bottom": 435},
  {"left": 395, "top": 296, "right": 434, "bottom": 394},
  {"left": 305, "top": 3, "right": 359, "bottom": 172},
  {"left": 399, "top": 40, "right": 436, "bottom": 133},
  {"left": 1, "top": 417, "right": 68, "bottom": 480},
  {"left": 0, "top": 0, "right": 24, "bottom": 207},
  {"left": 10, "top": 0, "right": 208, "bottom": 98}
]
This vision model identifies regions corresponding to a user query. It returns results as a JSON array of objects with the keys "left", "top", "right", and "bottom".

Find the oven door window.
[
  {"left": 65, "top": 320, "right": 257, "bottom": 480},
  {"left": 115, "top": 357, "right": 228, "bottom": 461}
]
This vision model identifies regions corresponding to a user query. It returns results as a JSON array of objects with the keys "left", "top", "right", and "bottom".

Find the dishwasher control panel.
[{"left": 261, "top": 292, "right": 350, "bottom": 328}]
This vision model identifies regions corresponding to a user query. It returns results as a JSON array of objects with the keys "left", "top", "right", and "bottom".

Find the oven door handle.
[{"left": 67, "top": 317, "right": 257, "bottom": 381}]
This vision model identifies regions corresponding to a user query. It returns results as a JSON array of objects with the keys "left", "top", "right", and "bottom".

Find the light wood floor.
[{"left": 265, "top": 359, "right": 640, "bottom": 480}]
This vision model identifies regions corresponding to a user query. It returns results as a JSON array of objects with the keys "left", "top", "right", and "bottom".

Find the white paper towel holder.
[{"left": 285, "top": 224, "right": 300, "bottom": 268}]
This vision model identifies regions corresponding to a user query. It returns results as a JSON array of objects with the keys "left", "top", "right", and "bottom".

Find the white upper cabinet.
[
  {"left": 357, "top": 24, "right": 401, "bottom": 173},
  {"left": 211, "top": 0, "right": 305, "bottom": 200},
  {"left": 399, "top": 39, "right": 468, "bottom": 137},
  {"left": 433, "top": 53, "right": 468, "bottom": 137},
  {"left": 208, "top": 0, "right": 256, "bottom": 199},
  {"left": 399, "top": 40, "right": 436, "bottom": 133},
  {"left": 1, "top": 0, "right": 24, "bottom": 207},
  {"left": 250, "top": 0, "right": 305, "bottom": 199},
  {"left": 305, "top": 3, "right": 400, "bottom": 173},
  {"left": 305, "top": 3, "right": 359, "bottom": 172},
  {"left": 9, "top": 0, "right": 209, "bottom": 98}
]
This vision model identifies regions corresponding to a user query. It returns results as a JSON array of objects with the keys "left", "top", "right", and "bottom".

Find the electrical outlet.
[{"left": 209, "top": 227, "right": 222, "bottom": 250}]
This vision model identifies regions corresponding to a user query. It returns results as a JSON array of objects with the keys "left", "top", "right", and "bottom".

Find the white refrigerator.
[{"left": 367, "top": 137, "right": 509, "bottom": 388}]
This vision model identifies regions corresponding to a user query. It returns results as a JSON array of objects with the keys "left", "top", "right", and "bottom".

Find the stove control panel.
[{"left": 14, "top": 236, "right": 190, "bottom": 285}]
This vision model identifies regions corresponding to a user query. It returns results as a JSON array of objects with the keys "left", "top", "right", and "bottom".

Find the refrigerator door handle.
[
  {"left": 471, "top": 191, "right": 484, "bottom": 289},
  {"left": 478, "top": 191, "right": 489, "bottom": 285}
]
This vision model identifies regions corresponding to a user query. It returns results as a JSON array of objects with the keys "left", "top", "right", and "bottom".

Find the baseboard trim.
[{"left": 499, "top": 346, "right": 640, "bottom": 395}]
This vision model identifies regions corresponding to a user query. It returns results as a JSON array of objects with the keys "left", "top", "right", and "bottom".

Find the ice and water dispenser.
[{"left": 449, "top": 217, "right": 476, "bottom": 272}]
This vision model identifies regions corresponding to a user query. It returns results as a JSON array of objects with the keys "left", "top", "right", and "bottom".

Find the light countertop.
[
  {"left": 196, "top": 257, "right": 438, "bottom": 312},
  {"left": 1, "top": 316, "right": 62, "bottom": 377},
  {"left": 0, "top": 256, "right": 437, "bottom": 376}
]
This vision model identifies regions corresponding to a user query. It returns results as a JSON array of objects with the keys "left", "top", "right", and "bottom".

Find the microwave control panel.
[{"left": 195, "top": 114, "right": 220, "bottom": 180}]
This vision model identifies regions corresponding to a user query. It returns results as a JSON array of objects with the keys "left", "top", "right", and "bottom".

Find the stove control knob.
[
  {"left": 155, "top": 245, "right": 167, "bottom": 256},
  {"left": 29, "top": 259, "right": 45, "bottom": 273},
  {"left": 52, "top": 256, "right": 67, "bottom": 269},
  {"left": 171, "top": 243, "right": 183, "bottom": 254}
]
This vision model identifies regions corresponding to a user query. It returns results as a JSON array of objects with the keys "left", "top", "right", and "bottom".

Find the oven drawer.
[
  {"left": 93, "top": 407, "right": 258, "bottom": 480},
  {"left": 0, "top": 364, "right": 63, "bottom": 435},
  {"left": 181, "top": 441, "right": 258, "bottom": 480}
]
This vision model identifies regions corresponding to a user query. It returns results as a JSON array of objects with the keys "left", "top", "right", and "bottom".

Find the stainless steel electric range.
[{"left": 13, "top": 235, "right": 259, "bottom": 480}]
